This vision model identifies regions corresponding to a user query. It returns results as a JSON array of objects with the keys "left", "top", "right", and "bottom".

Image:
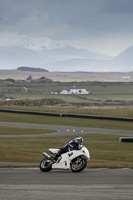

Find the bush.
[{"left": 0, "top": 98, "right": 66, "bottom": 106}]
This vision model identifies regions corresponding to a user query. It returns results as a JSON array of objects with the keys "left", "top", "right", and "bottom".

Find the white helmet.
[{"left": 74, "top": 136, "right": 83, "bottom": 145}]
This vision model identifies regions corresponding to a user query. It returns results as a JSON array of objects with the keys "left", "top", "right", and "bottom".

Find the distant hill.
[
  {"left": 0, "top": 45, "right": 112, "bottom": 71},
  {"left": 115, "top": 46, "right": 133, "bottom": 61},
  {"left": 112, "top": 46, "right": 133, "bottom": 71},
  {"left": 115, "top": 46, "right": 133, "bottom": 62},
  {"left": 17, "top": 67, "right": 49, "bottom": 72},
  {"left": 0, "top": 44, "right": 133, "bottom": 72}
]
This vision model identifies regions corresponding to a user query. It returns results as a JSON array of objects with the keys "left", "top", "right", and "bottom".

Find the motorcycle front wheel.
[
  {"left": 70, "top": 157, "right": 87, "bottom": 172},
  {"left": 40, "top": 158, "right": 52, "bottom": 172}
]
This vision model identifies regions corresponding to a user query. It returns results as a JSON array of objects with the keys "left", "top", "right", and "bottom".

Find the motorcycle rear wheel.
[
  {"left": 40, "top": 158, "right": 52, "bottom": 172},
  {"left": 70, "top": 157, "right": 87, "bottom": 172}
]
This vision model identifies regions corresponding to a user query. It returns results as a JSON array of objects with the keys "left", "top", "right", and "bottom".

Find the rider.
[{"left": 54, "top": 136, "right": 83, "bottom": 161}]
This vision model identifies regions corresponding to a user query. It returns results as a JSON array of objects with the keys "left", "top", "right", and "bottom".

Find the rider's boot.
[{"left": 53, "top": 152, "right": 60, "bottom": 161}]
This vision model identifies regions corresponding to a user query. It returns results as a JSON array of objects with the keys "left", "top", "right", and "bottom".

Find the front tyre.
[
  {"left": 40, "top": 158, "right": 52, "bottom": 172},
  {"left": 70, "top": 157, "right": 87, "bottom": 172}
]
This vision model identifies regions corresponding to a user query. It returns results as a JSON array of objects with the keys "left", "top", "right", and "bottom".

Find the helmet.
[{"left": 74, "top": 136, "right": 83, "bottom": 145}]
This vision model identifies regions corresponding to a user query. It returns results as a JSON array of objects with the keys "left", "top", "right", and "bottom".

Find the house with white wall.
[{"left": 60, "top": 89, "right": 91, "bottom": 95}]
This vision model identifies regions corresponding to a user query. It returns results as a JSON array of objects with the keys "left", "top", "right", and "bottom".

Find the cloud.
[
  {"left": 0, "top": 32, "right": 64, "bottom": 51},
  {"left": 2, "top": 0, "right": 133, "bottom": 36},
  {"left": 1, "top": 0, "right": 133, "bottom": 57}
]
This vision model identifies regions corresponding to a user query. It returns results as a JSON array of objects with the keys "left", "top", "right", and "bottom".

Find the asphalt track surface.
[
  {"left": 0, "top": 168, "right": 133, "bottom": 200},
  {"left": 0, "top": 121, "right": 133, "bottom": 199},
  {"left": 0, "top": 121, "right": 133, "bottom": 138}
]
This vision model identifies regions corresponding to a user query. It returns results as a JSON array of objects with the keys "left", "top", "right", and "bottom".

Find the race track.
[
  {"left": 0, "top": 121, "right": 133, "bottom": 138},
  {"left": 0, "top": 168, "right": 133, "bottom": 200},
  {"left": 0, "top": 121, "right": 133, "bottom": 200}
]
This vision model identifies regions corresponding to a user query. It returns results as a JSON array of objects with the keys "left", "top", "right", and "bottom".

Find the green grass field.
[
  {"left": 0, "top": 135, "right": 133, "bottom": 168},
  {"left": 0, "top": 70, "right": 132, "bottom": 82},
  {"left": 0, "top": 112, "right": 133, "bottom": 168},
  {"left": 0, "top": 81, "right": 133, "bottom": 107},
  {"left": 1, "top": 105, "right": 133, "bottom": 118},
  {"left": 0, "top": 72, "right": 133, "bottom": 167},
  {"left": 0, "top": 126, "right": 57, "bottom": 135},
  {"left": 0, "top": 112, "right": 133, "bottom": 130}
]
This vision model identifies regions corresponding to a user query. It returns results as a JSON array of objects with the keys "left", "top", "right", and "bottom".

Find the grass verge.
[
  {"left": 0, "top": 112, "right": 133, "bottom": 168},
  {"left": 0, "top": 134, "right": 133, "bottom": 168},
  {"left": 0, "top": 105, "right": 133, "bottom": 118},
  {"left": 0, "top": 112, "right": 133, "bottom": 131},
  {"left": 0, "top": 126, "right": 57, "bottom": 135}
]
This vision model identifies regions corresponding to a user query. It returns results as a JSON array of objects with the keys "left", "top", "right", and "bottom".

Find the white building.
[
  {"left": 60, "top": 89, "right": 90, "bottom": 95},
  {"left": 60, "top": 90, "right": 69, "bottom": 94},
  {"left": 123, "top": 76, "right": 130, "bottom": 79}
]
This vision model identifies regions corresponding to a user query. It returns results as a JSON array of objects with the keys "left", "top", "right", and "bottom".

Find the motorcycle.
[{"left": 40, "top": 145, "right": 90, "bottom": 172}]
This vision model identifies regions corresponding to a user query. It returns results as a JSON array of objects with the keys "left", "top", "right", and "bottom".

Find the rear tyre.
[
  {"left": 70, "top": 157, "right": 87, "bottom": 172},
  {"left": 40, "top": 158, "right": 52, "bottom": 172}
]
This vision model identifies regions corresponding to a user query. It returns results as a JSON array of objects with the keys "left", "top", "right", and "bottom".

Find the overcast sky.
[{"left": 1, "top": 0, "right": 133, "bottom": 58}]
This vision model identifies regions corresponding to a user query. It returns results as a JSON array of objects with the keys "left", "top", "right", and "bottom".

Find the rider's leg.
[{"left": 54, "top": 146, "right": 68, "bottom": 160}]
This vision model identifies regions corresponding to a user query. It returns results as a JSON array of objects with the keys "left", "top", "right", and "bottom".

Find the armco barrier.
[
  {"left": 65, "top": 113, "right": 133, "bottom": 121},
  {"left": 0, "top": 109, "right": 133, "bottom": 122},
  {"left": 0, "top": 109, "right": 59, "bottom": 116}
]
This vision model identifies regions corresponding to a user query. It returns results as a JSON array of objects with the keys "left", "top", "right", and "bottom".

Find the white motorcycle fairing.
[{"left": 45, "top": 146, "right": 90, "bottom": 170}]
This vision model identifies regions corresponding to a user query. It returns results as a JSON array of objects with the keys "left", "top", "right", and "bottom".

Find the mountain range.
[{"left": 0, "top": 45, "right": 133, "bottom": 72}]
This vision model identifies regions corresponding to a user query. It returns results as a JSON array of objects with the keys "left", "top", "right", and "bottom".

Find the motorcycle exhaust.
[{"left": 43, "top": 152, "right": 50, "bottom": 158}]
